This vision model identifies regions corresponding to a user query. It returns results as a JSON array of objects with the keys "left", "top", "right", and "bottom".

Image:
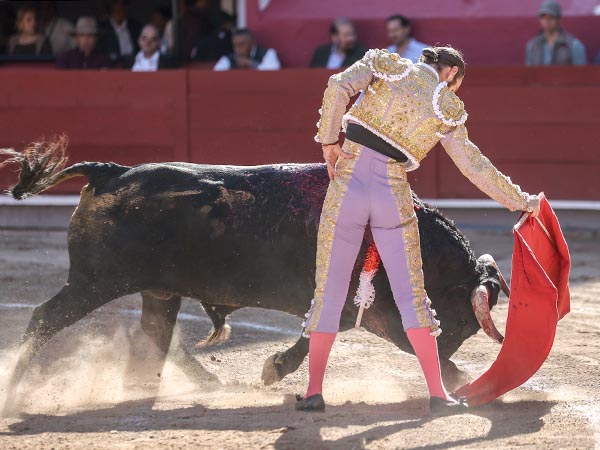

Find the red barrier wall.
[{"left": 1, "top": 67, "right": 599, "bottom": 200}]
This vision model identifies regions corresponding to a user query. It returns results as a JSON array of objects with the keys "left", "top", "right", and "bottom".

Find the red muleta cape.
[{"left": 454, "top": 193, "right": 571, "bottom": 406}]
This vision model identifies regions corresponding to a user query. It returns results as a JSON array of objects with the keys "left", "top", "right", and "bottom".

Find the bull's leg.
[
  {"left": 262, "top": 334, "right": 309, "bottom": 385},
  {"left": 195, "top": 303, "right": 240, "bottom": 348},
  {"left": 139, "top": 292, "right": 220, "bottom": 387},
  {"left": 440, "top": 358, "right": 471, "bottom": 392},
  {"left": 3, "top": 282, "right": 118, "bottom": 416}
]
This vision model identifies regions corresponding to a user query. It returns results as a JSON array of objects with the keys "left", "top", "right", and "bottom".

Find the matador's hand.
[
  {"left": 322, "top": 143, "right": 353, "bottom": 180},
  {"left": 525, "top": 194, "right": 541, "bottom": 218}
]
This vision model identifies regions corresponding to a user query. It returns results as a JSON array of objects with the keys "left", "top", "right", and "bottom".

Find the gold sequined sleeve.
[
  {"left": 314, "top": 50, "right": 376, "bottom": 144},
  {"left": 439, "top": 124, "right": 528, "bottom": 212}
]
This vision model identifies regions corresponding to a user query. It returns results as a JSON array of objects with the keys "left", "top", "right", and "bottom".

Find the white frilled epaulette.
[
  {"left": 432, "top": 82, "right": 468, "bottom": 127},
  {"left": 367, "top": 48, "right": 413, "bottom": 82}
]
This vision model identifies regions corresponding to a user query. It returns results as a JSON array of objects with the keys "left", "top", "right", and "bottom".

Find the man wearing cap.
[
  {"left": 526, "top": 0, "right": 587, "bottom": 65},
  {"left": 56, "top": 17, "right": 111, "bottom": 69}
]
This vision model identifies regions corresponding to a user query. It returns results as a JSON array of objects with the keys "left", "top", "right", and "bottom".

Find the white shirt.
[
  {"left": 111, "top": 18, "right": 134, "bottom": 56},
  {"left": 214, "top": 47, "right": 281, "bottom": 71},
  {"left": 132, "top": 50, "right": 160, "bottom": 72},
  {"left": 387, "top": 38, "right": 429, "bottom": 63},
  {"left": 326, "top": 45, "right": 345, "bottom": 69}
]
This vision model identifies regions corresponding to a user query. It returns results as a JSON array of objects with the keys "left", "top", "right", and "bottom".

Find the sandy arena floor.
[{"left": 0, "top": 228, "right": 598, "bottom": 449}]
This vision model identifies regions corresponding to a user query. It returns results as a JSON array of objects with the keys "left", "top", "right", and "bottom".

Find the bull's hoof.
[
  {"left": 195, "top": 324, "right": 231, "bottom": 348},
  {"left": 440, "top": 359, "right": 471, "bottom": 392},
  {"left": 261, "top": 353, "right": 285, "bottom": 386}
]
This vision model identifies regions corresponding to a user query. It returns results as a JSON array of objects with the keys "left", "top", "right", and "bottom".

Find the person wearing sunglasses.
[{"left": 131, "top": 24, "right": 176, "bottom": 71}]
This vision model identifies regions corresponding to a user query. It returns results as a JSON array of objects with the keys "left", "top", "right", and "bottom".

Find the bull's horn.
[
  {"left": 471, "top": 285, "right": 504, "bottom": 344},
  {"left": 478, "top": 254, "right": 510, "bottom": 298}
]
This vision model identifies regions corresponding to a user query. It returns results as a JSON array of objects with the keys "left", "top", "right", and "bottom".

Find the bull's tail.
[{"left": 0, "top": 135, "right": 130, "bottom": 199}]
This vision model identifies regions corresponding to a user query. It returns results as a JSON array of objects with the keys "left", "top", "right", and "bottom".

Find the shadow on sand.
[{"left": 2, "top": 395, "right": 556, "bottom": 450}]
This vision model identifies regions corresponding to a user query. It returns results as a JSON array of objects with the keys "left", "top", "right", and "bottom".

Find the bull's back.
[{"left": 67, "top": 162, "right": 328, "bottom": 310}]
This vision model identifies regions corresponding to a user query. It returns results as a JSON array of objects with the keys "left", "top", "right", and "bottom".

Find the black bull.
[{"left": 1, "top": 141, "right": 508, "bottom": 407}]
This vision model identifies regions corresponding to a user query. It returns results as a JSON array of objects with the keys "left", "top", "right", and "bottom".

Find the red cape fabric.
[{"left": 454, "top": 193, "right": 571, "bottom": 406}]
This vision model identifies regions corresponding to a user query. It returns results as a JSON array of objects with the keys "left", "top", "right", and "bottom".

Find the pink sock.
[
  {"left": 406, "top": 327, "right": 452, "bottom": 400},
  {"left": 305, "top": 331, "right": 336, "bottom": 398}
]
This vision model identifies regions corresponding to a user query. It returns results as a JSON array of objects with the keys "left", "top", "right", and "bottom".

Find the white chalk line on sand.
[{"left": 0, "top": 302, "right": 299, "bottom": 337}]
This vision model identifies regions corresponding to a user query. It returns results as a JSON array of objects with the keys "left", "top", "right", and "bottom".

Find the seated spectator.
[
  {"left": 192, "top": 10, "right": 234, "bottom": 61},
  {"left": 98, "top": 0, "right": 142, "bottom": 62},
  {"left": 213, "top": 28, "right": 280, "bottom": 71},
  {"left": 7, "top": 7, "right": 51, "bottom": 56},
  {"left": 180, "top": 0, "right": 214, "bottom": 60},
  {"left": 56, "top": 17, "right": 111, "bottom": 69},
  {"left": 40, "top": 1, "right": 74, "bottom": 55},
  {"left": 310, "top": 17, "right": 367, "bottom": 69},
  {"left": 526, "top": 0, "right": 586, "bottom": 65},
  {"left": 385, "top": 14, "right": 428, "bottom": 63},
  {"left": 129, "top": 24, "right": 176, "bottom": 71}
]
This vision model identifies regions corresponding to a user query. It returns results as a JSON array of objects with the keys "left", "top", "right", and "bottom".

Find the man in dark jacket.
[
  {"left": 525, "top": 0, "right": 586, "bottom": 65},
  {"left": 98, "top": 0, "right": 142, "bottom": 62},
  {"left": 310, "top": 17, "right": 367, "bottom": 69}
]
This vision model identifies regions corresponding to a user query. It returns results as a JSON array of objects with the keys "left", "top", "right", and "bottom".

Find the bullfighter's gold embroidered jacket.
[{"left": 315, "top": 48, "right": 529, "bottom": 212}]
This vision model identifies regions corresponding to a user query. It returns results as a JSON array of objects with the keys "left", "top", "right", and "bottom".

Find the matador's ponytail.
[{"left": 419, "top": 46, "right": 466, "bottom": 86}]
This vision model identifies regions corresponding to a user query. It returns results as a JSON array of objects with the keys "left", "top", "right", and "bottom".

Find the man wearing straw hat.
[{"left": 56, "top": 17, "right": 111, "bottom": 69}]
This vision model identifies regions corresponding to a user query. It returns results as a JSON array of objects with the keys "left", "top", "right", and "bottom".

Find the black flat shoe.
[
  {"left": 429, "top": 396, "right": 468, "bottom": 415},
  {"left": 295, "top": 393, "right": 325, "bottom": 412}
]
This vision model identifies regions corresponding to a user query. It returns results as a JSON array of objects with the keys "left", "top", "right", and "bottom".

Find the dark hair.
[
  {"left": 419, "top": 46, "right": 466, "bottom": 85},
  {"left": 386, "top": 14, "right": 410, "bottom": 27},
  {"left": 232, "top": 28, "right": 254, "bottom": 39},
  {"left": 330, "top": 17, "right": 354, "bottom": 35}
]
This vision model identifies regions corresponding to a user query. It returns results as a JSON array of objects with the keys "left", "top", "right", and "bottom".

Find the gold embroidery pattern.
[
  {"left": 344, "top": 65, "right": 443, "bottom": 167},
  {"left": 304, "top": 140, "right": 362, "bottom": 333},
  {"left": 315, "top": 55, "right": 374, "bottom": 145},
  {"left": 386, "top": 160, "right": 441, "bottom": 335},
  {"left": 438, "top": 88, "right": 466, "bottom": 123},
  {"left": 440, "top": 125, "right": 528, "bottom": 212}
]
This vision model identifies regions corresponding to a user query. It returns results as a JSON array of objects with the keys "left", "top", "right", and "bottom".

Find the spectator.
[
  {"left": 180, "top": 0, "right": 214, "bottom": 60},
  {"left": 385, "top": 14, "right": 428, "bottom": 63},
  {"left": 214, "top": 28, "right": 280, "bottom": 71},
  {"left": 7, "top": 7, "right": 51, "bottom": 56},
  {"left": 192, "top": 10, "right": 234, "bottom": 61},
  {"left": 40, "top": 1, "right": 74, "bottom": 55},
  {"left": 129, "top": 24, "right": 176, "bottom": 71},
  {"left": 98, "top": 0, "right": 142, "bottom": 61},
  {"left": 526, "top": 0, "right": 586, "bottom": 65},
  {"left": 310, "top": 17, "right": 367, "bottom": 69},
  {"left": 56, "top": 17, "right": 111, "bottom": 69}
]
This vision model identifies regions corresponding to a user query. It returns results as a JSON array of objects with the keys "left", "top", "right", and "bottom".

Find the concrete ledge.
[{"left": 1, "top": 195, "right": 599, "bottom": 231}]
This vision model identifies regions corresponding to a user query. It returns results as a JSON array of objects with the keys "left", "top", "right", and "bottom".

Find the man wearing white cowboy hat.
[{"left": 56, "top": 17, "right": 111, "bottom": 69}]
